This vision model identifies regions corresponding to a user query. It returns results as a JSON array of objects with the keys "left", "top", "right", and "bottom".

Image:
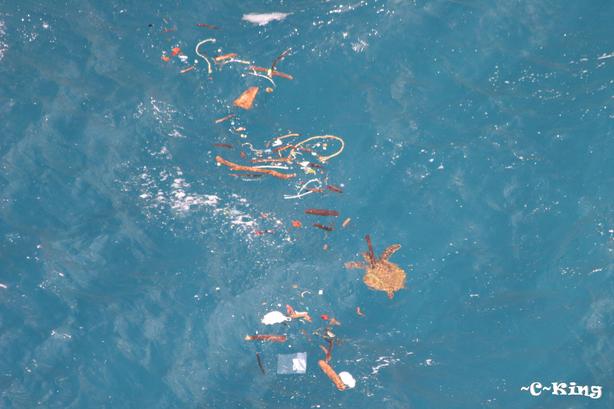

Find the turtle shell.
[{"left": 363, "top": 260, "right": 406, "bottom": 298}]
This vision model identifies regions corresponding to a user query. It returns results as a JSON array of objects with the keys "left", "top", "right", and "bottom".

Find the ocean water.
[{"left": 0, "top": 1, "right": 613, "bottom": 408}]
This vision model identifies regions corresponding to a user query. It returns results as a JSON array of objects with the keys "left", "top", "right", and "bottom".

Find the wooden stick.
[
  {"left": 318, "top": 360, "right": 346, "bottom": 391},
  {"left": 313, "top": 223, "right": 334, "bottom": 232},
  {"left": 244, "top": 334, "right": 287, "bottom": 343},
  {"left": 256, "top": 353, "right": 266, "bottom": 374},
  {"left": 248, "top": 66, "right": 294, "bottom": 80},
  {"left": 215, "top": 53, "right": 238, "bottom": 62},
  {"left": 305, "top": 209, "right": 339, "bottom": 217},
  {"left": 216, "top": 156, "right": 295, "bottom": 179},
  {"left": 214, "top": 114, "right": 235, "bottom": 124}
]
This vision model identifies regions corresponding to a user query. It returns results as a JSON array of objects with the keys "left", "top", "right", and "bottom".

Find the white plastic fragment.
[
  {"left": 242, "top": 12, "right": 290, "bottom": 26},
  {"left": 261, "top": 311, "right": 291, "bottom": 325},
  {"left": 293, "top": 356, "right": 306, "bottom": 372},
  {"left": 339, "top": 371, "right": 356, "bottom": 388},
  {"left": 277, "top": 352, "right": 307, "bottom": 374}
]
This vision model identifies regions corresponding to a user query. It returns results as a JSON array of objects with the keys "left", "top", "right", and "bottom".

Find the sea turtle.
[{"left": 345, "top": 235, "right": 406, "bottom": 299}]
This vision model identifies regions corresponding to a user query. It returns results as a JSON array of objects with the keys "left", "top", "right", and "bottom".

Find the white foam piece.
[
  {"left": 339, "top": 371, "right": 356, "bottom": 388},
  {"left": 261, "top": 311, "right": 290, "bottom": 325}
]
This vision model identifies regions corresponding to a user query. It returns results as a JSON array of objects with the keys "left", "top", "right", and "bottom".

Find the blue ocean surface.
[{"left": 0, "top": 1, "right": 612, "bottom": 408}]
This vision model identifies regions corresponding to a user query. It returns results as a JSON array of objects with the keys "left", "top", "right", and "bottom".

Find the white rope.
[
  {"left": 247, "top": 71, "right": 276, "bottom": 87},
  {"left": 195, "top": 38, "right": 216, "bottom": 74},
  {"left": 252, "top": 165, "right": 290, "bottom": 170},
  {"left": 283, "top": 178, "right": 322, "bottom": 200}
]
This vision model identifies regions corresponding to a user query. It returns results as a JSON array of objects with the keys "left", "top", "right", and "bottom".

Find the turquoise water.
[{"left": 1, "top": 1, "right": 613, "bottom": 408}]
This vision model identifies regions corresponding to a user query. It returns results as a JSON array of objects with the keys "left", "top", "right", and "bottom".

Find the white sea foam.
[{"left": 0, "top": 20, "right": 7, "bottom": 61}]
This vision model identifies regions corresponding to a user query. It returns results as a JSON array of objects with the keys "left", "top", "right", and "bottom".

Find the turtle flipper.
[
  {"left": 381, "top": 244, "right": 401, "bottom": 260},
  {"left": 365, "top": 235, "right": 376, "bottom": 264},
  {"left": 345, "top": 261, "right": 366, "bottom": 270}
]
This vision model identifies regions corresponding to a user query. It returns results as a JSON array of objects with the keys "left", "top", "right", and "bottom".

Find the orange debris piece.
[
  {"left": 233, "top": 86, "right": 259, "bottom": 110},
  {"left": 216, "top": 156, "right": 295, "bottom": 180},
  {"left": 214, "top": 53, "right": 238, "bottom": 62},
  {"left": 244, "top": 334, "right": 287, "bottom": 343},
  {"left": 171, "top": 47, "right": 181, "bottom": 56},
  {"left": 318, "top": 360, "right": 346, "bottom": 391},
  {"left": 286, "top": 304, "right": 312, "bottom": 322}
]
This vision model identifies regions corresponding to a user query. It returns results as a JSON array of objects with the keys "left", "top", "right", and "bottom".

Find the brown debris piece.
[
  {"left": 214, "top": 53, "right": 238, "bottom": 62},
  {"left": 318, "top": 360, "right": 346, "bottom": 391},
  {"left": 213, "top": 143, "right": 233, "bottom": 149},
  {"left": 244, "top": 334, "right": 287, "bottom": 343},
  {"left": 313, "top": 223, "right": 334, "bottom": 232},
  {"left": 196, "top": 23, "right": 219, "bottom": 29},
  {"left": 319, "top": 345, "right": 332, "bottom": 362},
  {"left": 305, "top": 209, "right": 339, "bottom": 217},
  {"left": 233, "top": 86, "right": 259, "bottom": 110},
  {"left": 248, "top": 66, "right": 294, "bottom": 80},
  {"left": 270, "top": 70, "right": 294, "bottom": 80},
  {"left": 256, "top": 352, "right": 266, "bottom": 374},
  {"left": 216, "top": 156, "right": 295, "bottom": 180},
  {"left": 271, "top": 48, "right": 292, "bottom": 71},
  {"left": 180, "top": 66, "right": 195, "bottom": 74},
  {"left": 215, "top": 114, "right": 235, "bottom": 124},
  {"left": 286, "top": 304, "right": 312, "bottom": 322},
  {"left": 326, "top": 185, "right": 343, "bottom": 193}
]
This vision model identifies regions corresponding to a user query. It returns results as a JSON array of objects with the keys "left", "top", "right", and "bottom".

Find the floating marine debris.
[
  {"left": 318, "top": 360, "right": 346, "bottom": 391},
  {"left": 313, "top": 223, "right": 333, "bottom": 232},
  {"left": 286, "top": 304, "right": 312, "bottom": 322},
  {"left": 244, "top": 334, "right": 287, "bottom": 343},
  {"left": 242, "top": 12, "right": 291, "bottom": 26},
  {"left": 305, "top": 208, "right": 339, "bottom": 217},
  {"left": 195, "top": 38, "right": 216, "bottom": 74},
  {"left": 214, "top": 114, "right": 235, "bottom": 124},
  {"left": 233, "top": 86, "right": 260, "bottom": 110},
  {"left": 345, "top": 235, "right": 406, "bottom": 299},
  {"left": 215, "top": 155, "right": 296, "bottom": 179},
  {"left": 261, "top": 311, "right": 291, "bottom": 325},
  {"left": 256, "top": 352, "right": 266, "bottom": 374},
  {"left": 154, "top": 18, "right": 399, "bottom": 394},
  {"left": 338, "top": 371, "right": 356, "bottom": 389}
]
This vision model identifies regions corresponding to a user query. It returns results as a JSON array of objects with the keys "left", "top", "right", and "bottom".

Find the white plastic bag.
[
  {"left": 277, "top": 352, "right": 307, "bottom": 374},
  {"left": 261, "top": 311, "right": 290, "bottom": 325}
]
